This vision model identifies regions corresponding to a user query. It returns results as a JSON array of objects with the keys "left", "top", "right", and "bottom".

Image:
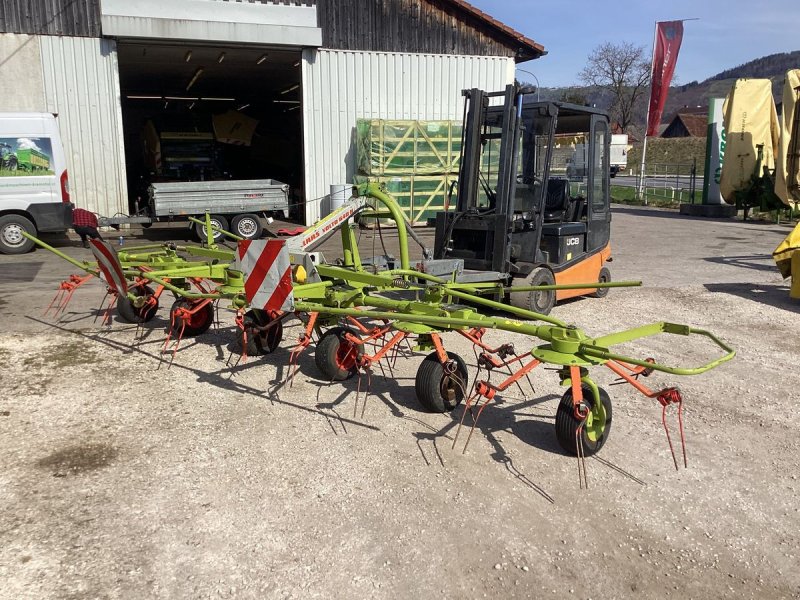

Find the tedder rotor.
[{"left": 24, "top": 180, "right": 734, "bottom": 485}]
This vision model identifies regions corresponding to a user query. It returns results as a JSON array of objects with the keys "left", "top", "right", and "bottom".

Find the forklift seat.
[{"left": 543, "top": 178, "right": 571, "bottom": 222}]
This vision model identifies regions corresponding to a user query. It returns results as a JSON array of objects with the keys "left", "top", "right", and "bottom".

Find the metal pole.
[
  {"left": 515, "top": 68, "right": 540, "bottom": 101},
  {"left": 638, "top": 21, "right": 658, "bottom": 205}
]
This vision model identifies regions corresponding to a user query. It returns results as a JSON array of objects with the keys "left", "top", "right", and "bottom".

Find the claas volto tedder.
[{"left": 23, "top": 85, "right": 734, "bottom": 483}]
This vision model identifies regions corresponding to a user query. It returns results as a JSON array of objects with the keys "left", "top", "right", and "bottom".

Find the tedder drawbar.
[{"left": 24, "top": 181, "right": 734, "bottom": 485}]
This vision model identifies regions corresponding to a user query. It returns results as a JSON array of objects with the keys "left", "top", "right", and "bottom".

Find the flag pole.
[{"left": 638, "top": 20, "right": 658, "bottom": 205}]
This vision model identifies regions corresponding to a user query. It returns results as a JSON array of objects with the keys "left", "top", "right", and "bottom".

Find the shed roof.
[
  {"left": 438, "top": 0, "right": 546, "bottom": 61},
  {"left": 661, "top": 112, "right": 708, "bottom": 138}
]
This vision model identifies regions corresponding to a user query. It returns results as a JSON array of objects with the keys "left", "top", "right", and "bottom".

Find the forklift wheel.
[
  {"left": 592, "top": 267, "right": 611, "bottom": 298},
  {"left": 510, "top": 268, "right": 556, "bottom": 315}
]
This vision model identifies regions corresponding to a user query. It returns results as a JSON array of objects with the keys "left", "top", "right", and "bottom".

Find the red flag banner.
[{"left": 647, "top": 21, "right": 684, "bottom": 136}]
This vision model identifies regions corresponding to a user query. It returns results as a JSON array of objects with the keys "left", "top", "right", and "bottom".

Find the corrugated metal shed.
[
  {"left": 301, "top": 48, "right": 514, "bottom": 223},
  {"left": 40, "top": 35, "right": 128, "bottom": 216},
  {"left": 0, "top": 0, "right": 101, "bottom": 37}
]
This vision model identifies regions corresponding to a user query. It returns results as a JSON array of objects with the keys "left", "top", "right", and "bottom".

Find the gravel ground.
[{"left": 0, "top": 207, "right": 798, "bottom": 599}]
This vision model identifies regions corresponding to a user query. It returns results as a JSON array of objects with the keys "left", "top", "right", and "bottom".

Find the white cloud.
[{"left": 16, "top": 138, "right": 42, "bottom": 152}]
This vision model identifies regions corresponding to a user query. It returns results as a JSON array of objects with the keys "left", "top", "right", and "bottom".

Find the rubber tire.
[
  {"left": 0, "top": 214, "right": 36, "bottom": 255},
  {"left": 414, "top": 351, "right": 469, "bottom": 413},
  {"left": 592, "top": 266, "right": 611, "bottom": 298},
  {"left": 555, "top": 385, "right": 613, "bottom": 457},
  {"left": 117, "top": 285, "right": 159, "bottom": 323},
  {"left": 315, "top": 326, "right": 363, "bottom": 381},
  {"left": 193, "top": 215, "right": 229, "bottom": 243},
  {"left": 169, "top": 298, "right": 214, "bottom": 337},
  {"left": 240, "top": 309, "right": 283, "bottom": 355},
  {"left": 231, "top": 214, "right": 263, "bottom": 240},
  {"left": 510, "top": 267, "right": 556, "bottom": 315}
]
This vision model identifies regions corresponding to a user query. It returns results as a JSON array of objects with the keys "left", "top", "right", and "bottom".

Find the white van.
[{"left": 0, "top": 113, "right": 72, "bottom": 254}]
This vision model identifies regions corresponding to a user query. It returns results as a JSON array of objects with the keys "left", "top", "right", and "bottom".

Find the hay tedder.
[{"left": 24, "top": 178, "right": 734, "bottom": 484}]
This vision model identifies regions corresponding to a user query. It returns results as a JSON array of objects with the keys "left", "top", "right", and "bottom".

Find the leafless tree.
[{"left": 579, "top": 42, "right": 651, "bottom": 132}]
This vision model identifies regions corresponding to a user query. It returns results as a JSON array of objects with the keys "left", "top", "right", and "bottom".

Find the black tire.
[
  {"left": 555, "top": 385, "right": 612, "bottom": 456},
  {"left": 0, "top": 214, "right": 36, "bottom": 255},
  {"left": 117, "top": 285, "right": 159, "bottom": 323},
  {"left": 169, "top": 298, "right": 214, "bottom": 336},
  {"left": 592, "top": 266, "right": 611, "bottom": 298},
  {"left": 414, "top": 351, "right": 468, "bottom": 413},
  {"left": 510, "top": 267, "right": 556, "bottom": 315},
  {"left": 231, "top": 214, "right": 263, "bottom": 240},
  {"left": 315, "top": 326, "right": 363, "bottom": 381},
  {"left": 240, "top": 309, "right": 283, "bottom": 355},
  {"left": 193, "top": 215, "right": 229, "bottom": 243}
]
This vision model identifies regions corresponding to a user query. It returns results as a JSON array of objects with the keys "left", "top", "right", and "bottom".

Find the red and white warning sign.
[
  {"left": 236, "top": 239, "right": 294, "bottom": 312},
  {"left": 89, "top": 239, "right": 128, "bottom": 295}
]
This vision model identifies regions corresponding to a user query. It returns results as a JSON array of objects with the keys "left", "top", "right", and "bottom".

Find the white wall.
[
  {"left": 301, "top": 48, "right": 515, "bottom": 224},
  {"left": 0, "top": 34, "right": 45, "bottom": 112},
  {"left": 39, "top": 36, "right": 128, "bottom": 217}
]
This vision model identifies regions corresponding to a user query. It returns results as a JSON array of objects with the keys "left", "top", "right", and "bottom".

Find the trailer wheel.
[
  {"left": 0, "top": 214, "right": 36, "bottom": 255},
  {"left": 193, "top": 215, "right": 229, "bottom": 243},
  {"left": 414, "top": 351, "right": 468, "bottom": 413},
  {"left": 510, "top": 267, "right": 555, "bottom": 315},
  {"left": 240, "top": 309, "right": 283, "bottom": 355},
  {"left": 117, "top": 285, "right": 159, "bottom": 323},
  {"left": 169, "top": 299, "right": 214, "bottom": 336},
  {"left": 592, "top": 267, "right": 611, "bottom": 298},
  {"left": 555, "top": 385, "right": 612, "bottom": 456},
  {"left": 231, "top": 214, "right": 263, "bottom": 240},
  {"left": 315, "top": 326, "right": 363, "bottom": 381}
]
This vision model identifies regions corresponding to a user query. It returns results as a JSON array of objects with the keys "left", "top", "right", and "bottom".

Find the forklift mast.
[{"left": 434, "top": 83, "right": 611, "bottom": 282}]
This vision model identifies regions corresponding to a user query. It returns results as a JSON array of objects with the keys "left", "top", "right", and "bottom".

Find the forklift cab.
[{"left": 433, "top": 84, "right": 612, "bottom": 313}]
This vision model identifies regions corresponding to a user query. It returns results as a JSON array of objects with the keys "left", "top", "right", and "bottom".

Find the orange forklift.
[{"left": 433, "top": 84, "right": 612, "bottom": 314}]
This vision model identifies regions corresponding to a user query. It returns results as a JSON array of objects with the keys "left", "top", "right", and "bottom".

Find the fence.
[{"left": 642, "top": 161, "right": 698, "bottom": 204}]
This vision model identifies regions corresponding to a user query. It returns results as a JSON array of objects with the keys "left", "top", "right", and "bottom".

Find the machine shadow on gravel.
[
  {"left": 704, "top": 282, "right": 798, "bottom": 313},
  {"left": 704, "top": 254, "right": 782, "bottom": 273},
  {"left": 27, "top": 316, "right": 381, "bottom": 433}
]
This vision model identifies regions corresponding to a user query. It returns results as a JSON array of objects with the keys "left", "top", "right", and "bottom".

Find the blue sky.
[{"left": 468, "top": 0, "right": 800, "bottom": 88}]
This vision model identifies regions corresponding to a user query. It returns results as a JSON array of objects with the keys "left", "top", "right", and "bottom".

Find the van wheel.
[
  {"left": 231, "top": 214, "right": 263, "bottom": 240},
  {"left": 0, "top": 214, "right": 36, "bottom": 254}
]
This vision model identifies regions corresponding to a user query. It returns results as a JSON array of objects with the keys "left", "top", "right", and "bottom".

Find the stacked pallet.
[{"left": 355, "top": 119, "right": 462, "bottom": 225}]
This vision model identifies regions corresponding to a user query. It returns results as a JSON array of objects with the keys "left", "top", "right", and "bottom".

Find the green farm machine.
[{"left": 23, "top": 86, "right": 735, "bottom": 485}]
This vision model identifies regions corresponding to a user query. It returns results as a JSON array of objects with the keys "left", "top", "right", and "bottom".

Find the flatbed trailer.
[{"left": 99, "top": 178, "right": 290, "bottom": 240}]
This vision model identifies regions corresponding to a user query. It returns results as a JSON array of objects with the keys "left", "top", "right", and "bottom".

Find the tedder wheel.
[
  {"left": 414, "top": 351, "right": 468, "bottom": 413},
  {"left": 555, "top": 385, "right": 613, "bottom": 456},
  {"left": 315, "top": 326, "right": 364, "bottom": 381},
  {"left": 169, "top": 298, "right": 214, "bottom": 336},
  {"left": 240, "top": 309, "right": 283, "bottom": 355},
  {"left": 510, "top": 267, "right": 556, "bottom": 315},
  {"left": 0, "top": 214, "right": 36, "bottom": 255},
  {"left": 193, "top": 215, "right": 229, "bottom": 243},
  {"left": 231, "top": 214, "right": 263, "bottom": 240},
  {"left": 117, "top": 285, "right": 159, "bottom": 323},
  {"left": 591, "top": 266, "right": 611, "bottom": 298}
]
